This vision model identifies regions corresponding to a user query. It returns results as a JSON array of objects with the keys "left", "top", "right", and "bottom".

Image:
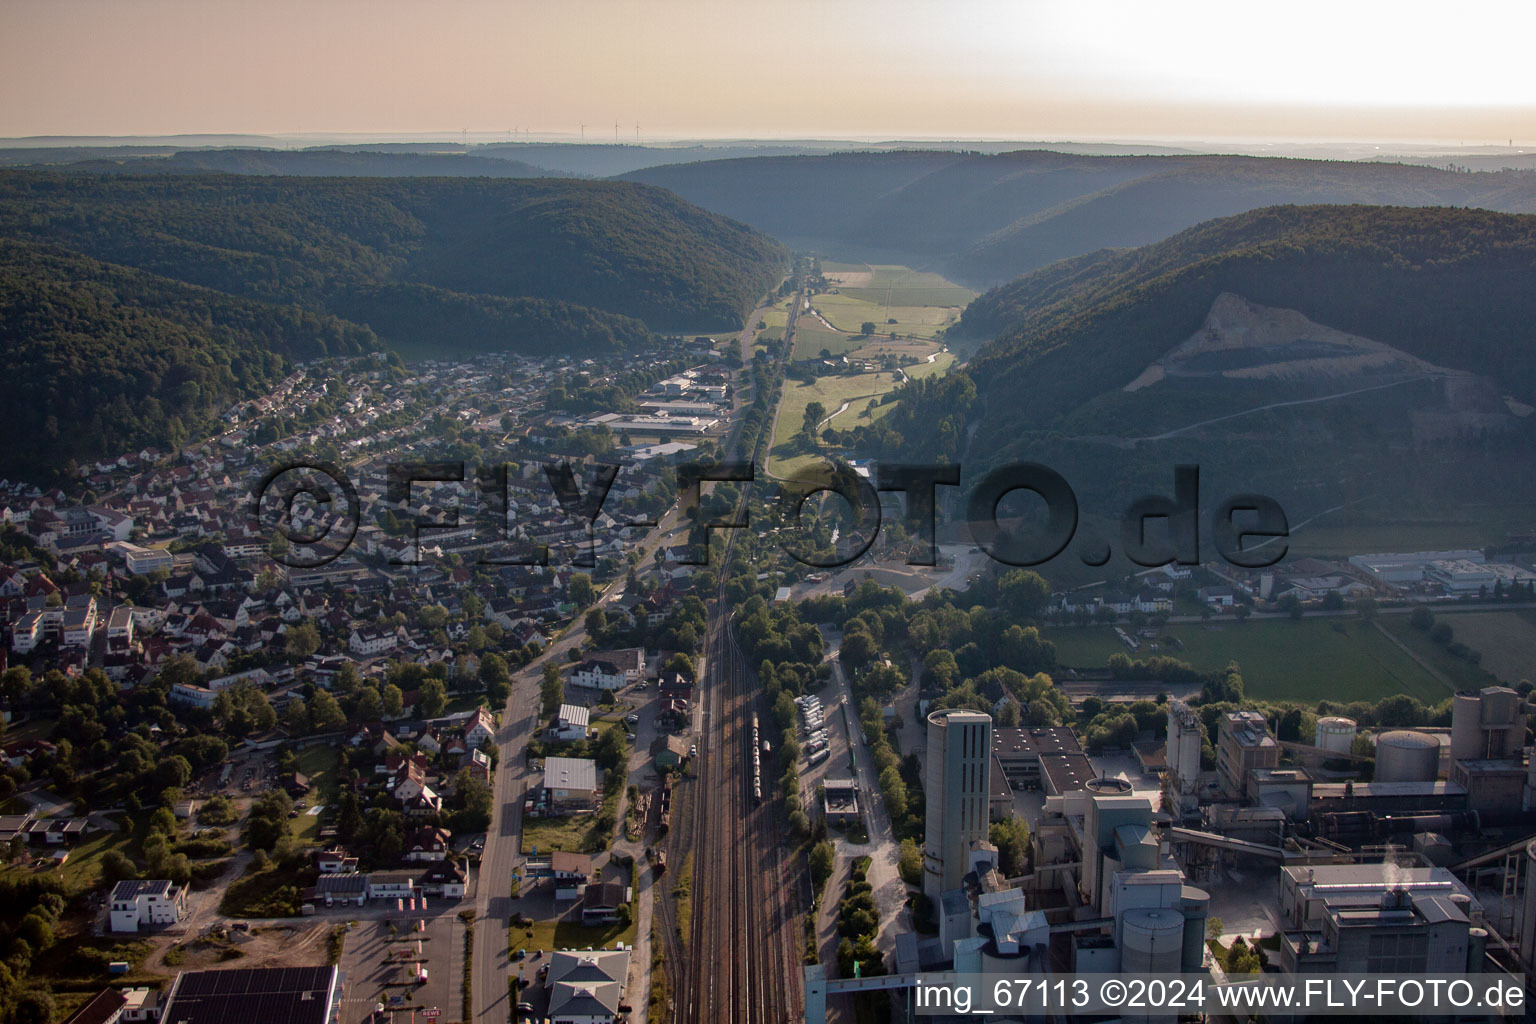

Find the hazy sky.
[{"left": 3, "top": 0, "right": 1534, "bottom": 143}]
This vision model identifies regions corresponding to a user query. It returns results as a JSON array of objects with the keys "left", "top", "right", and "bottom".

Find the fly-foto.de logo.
[{"left": 251, "top": 460, "right": 1287, "bottom": 571}]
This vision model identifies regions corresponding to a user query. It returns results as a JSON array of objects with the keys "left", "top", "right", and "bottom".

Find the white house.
[
  {"left": 463, "top": 707, "right": 496, "bottom": 748},
  {"left": 349, "top": 626, "right": 400, "bottom": 657},
  {"left": 570, "top": 658, "right": 626, "bottom": 692},
  {"left": 553, "top": 703, "right": 591, "bottom": 742},
  {"left": 109, "top": 879, "right": 187, "bottom": 932}
]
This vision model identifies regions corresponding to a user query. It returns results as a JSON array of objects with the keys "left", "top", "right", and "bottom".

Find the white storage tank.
[
  {"left": 1314, "top": 716, "right": 1357, "bottom": 754},
  {"left": 1119, "top": 908, "right": 1185, "bottom": 974},
  {"left": 1374, "top": 730, "right": 1440, "bottom": 783}
]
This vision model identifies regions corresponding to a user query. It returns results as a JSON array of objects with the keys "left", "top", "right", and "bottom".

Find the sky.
[{"left": 3, "top": 0, "right": 1534, "bottom": 144}]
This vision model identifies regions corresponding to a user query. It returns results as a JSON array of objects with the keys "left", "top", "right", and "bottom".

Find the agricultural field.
[
  {"left": 798, "top": 262, "right": 975, "bottom": 356},
  {"left": 1046, "top": 617, "right": 1454, "bottom": 704},
  {"left": 1406, "top": 610, "right": 1536, "bottom": 685},
  {"left": 820, "top": 262, "right": 976, "bottom": 307}
]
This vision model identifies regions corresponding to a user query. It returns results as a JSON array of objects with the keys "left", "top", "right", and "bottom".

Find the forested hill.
[
  {"left": 0, "top": 172, "right": 786, "bottom": 335},
  {"left": 865, "top": 205, "right": 1536, "bottom": 536},
  {"left": 622, "top": 150, "right": 1536, "bottom": 286},
  {"left": 0, "top": 170, "right": 785, "bottom": 477},
  {"left": 0, "top": 238, "right": 378, "bottom": 476},
  {"left": 960, "top": 205, "right": 1536, "bottom": 427}
]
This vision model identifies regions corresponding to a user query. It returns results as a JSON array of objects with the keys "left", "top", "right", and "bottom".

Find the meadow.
[{"left": 1046, "top": 617, "right": 1456, "bottom": 704}]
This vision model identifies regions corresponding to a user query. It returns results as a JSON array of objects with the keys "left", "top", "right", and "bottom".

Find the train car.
[{"left": 808, "top": 748, "right": 830, "bottom": 767}]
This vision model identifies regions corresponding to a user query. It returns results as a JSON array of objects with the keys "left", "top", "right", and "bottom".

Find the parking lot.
[{"left": 335, "top": 903, "right": 467, "bottom": 1023}]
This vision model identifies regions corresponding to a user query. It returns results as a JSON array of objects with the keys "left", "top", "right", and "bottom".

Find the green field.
[
  {"left": 810, "top": 263, "right": 974, "bottom": 345},
  {"left": 292, "top": 745, "right": 341, "bottom": 846},
  {"left": 792, "top": 319, "right": 868, "bottom": 360},
  {"left": 1374, "top": 616, "right": 1499, "bottom": 691},
  {"left": 812, "top": 292, "right": 963, "bottom": 341},
  {"left": 768, "top": 372, "right": 908, "bottom": 476},
  {"left": 1046, "top": 618, "right": 1455, "bottom": 704},
  {"left": 1384, "top": 610, "right": 1536, "bottom": 686}
]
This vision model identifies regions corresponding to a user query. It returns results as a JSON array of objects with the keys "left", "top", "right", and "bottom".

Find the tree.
[
  {"left": 662, "top": 651, "right": 696, "bottom": 682},
  {"left": 285, "top": 621, "right": 320, "bottom": 660},
  {"left": 353, "top": 686, "right": 383, "bottom": 723},
  {"left": 481, "top": 653, "right": 512, "bottom": 702},
  {"left": 988, "top": 816, "right": 1031, "bottom": 876},
  {"left": 308, "top": 689, "right": 345, "bottom": 732},
  {"left": 569, "top": 573, "right": 594, "bottom": 609},
  {"left": 539, "top": 661, "right": 564, "bottom": 714},
  {"left": 877, "top": 765, "right": 908, "bottom": 819},
  {"left": 897, "top": 838, "right": 922, "bottom": 886},
  {"left": 860, "top": 321, "right": 876, "bottom": 336},
  {"left": 417, "top": 678, "right": 447, "bottom": 718},
  {"left": 285, "top": 696, "right": 310, "bottom": 736},
  {"left": 998, "top": 569, "right": 1050, "bottom": 621},
  {"left": 810, "top": 840, "right": 835, "bottom": 890},
  {"left": 382, "top": 683, "right": 404, "bottom": 718},
  {"left": 801, "top": 401, "right": 826, "bottom": 443}
]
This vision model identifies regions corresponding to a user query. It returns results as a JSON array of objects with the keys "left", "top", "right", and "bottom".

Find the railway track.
[{"left": 663, "top": 272, "right": 807, "bottom": 1023}]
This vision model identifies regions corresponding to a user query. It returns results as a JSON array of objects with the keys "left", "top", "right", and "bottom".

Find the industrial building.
[
  {"left": 159, "top": 966, "right": 341, "bottom": 1024},
  {"left": 923, "top": 709, "right": 993, "bottom": 901},
  {"left": 1277, "top": 863, "right": 1487, "bottom": 975},
  {"left": 1217, "top": 710, "right": 1279, "bottom": 797},
  {"left": 990, "top": 725, "right": 1097, "bottom": 797}
]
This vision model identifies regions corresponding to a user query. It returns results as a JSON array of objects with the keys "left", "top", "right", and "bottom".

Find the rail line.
[{"left": 664, "top": 273, "right": 806, "bottom": 1023}]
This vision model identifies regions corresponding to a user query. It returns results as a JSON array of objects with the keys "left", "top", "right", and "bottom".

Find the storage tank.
[
  {"left": 1120, "top": 908, "right": 1185, "bottom": 974},
  {"left": 1374, "top": 730, "right": 1440, "bottom": 783},
  {"left": 1085, "top": 776, "right": 1133, "bottom": 797},
  {"left": 1314, "top": 716, "right": 1357, "bottom": 754},
  {"left": 1178, "top": 886, "right": 1211, "bottom": 972}
]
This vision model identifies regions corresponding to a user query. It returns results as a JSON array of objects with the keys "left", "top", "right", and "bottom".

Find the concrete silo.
[
  {"left": 1314, "top": 716, "right": 1357, "bottom": 755},
  {"left": 1374, "top": 730, "right": 1440, "bottom": 783}
]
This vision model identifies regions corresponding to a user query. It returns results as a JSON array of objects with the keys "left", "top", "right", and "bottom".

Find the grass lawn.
[
  {"left": 768, "top": 372, "right": 911, "bottom": 476},
  {"left": 511, "top": 916, "right": 637, "bottom": 955},
  {"left": 520, "top": 813, "right": 605, "bottom": 855},
  {"left": 1046, "top": 618, "right": 1453, "bottom": 704},
  {"left": 292, "top": 745, "right": 341, "bottom": 847}
]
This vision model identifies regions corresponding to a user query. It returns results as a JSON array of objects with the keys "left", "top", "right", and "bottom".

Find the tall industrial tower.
[
  {"left": 1166, "top": 700, "right": 1202, "bottom": 822},
  {"left": 923, "top": 709, "right": 993, "bottom": 901}
]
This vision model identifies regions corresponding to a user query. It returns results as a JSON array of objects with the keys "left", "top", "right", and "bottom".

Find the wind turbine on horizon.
[{"left": 579, "top": 122, "right": 585, "bottom": 141}]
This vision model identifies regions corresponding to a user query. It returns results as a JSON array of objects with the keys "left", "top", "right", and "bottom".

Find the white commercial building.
[{"left": 109, "top": 879, "right": 186, "bottom": 932}]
